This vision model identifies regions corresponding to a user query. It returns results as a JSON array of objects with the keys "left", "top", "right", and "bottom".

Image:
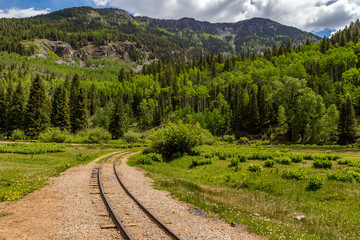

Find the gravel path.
[{"left": 0, "top": 152, "right": 264, "bottom": 240}]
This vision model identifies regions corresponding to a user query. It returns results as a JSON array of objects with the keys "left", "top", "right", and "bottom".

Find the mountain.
[
  {"left": 0, "top": 6, "right": 320, "bottom": 63},
  {"left": 312, "top": 28, "right": 335, "bottom": 38}
]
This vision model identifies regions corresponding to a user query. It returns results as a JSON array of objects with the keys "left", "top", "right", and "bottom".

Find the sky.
[{"left": 0, "top": 0, "right": 359, "bottom": 36}]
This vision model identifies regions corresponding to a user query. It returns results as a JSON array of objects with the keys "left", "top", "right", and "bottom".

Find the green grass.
[
  {"left": 129, "top": 143, "right": 360, "bottom": 240},
  {"left": 0, "top": 211, "right": 12, "bottom": 218},
  {"left": 0, "top": 143, "right": 118, "bottom": 201}
]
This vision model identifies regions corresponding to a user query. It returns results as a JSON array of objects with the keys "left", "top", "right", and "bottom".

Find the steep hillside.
[{"left": 0, "top": 6, "right": 320, "bottom": 63}]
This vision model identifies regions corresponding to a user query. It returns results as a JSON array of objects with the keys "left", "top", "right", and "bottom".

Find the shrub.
[
  {"left": 264, "top": 159, "right": 275, "bottom": 168},
  {"left": 303, "top": 154, "right": 315, "bottom": 160},
  {"left": 138, "top": 155, "right": 152, "bottom": 165},
  {"left": 123, "top": 132, "right": 142, "bottom": 143},
  {"left": 307, "top": 176, "right": 324, "bottom": 191},
  {"left": 324, "top": 155, "right": 341, "bottom": 161},
  {"left": 327, "top": 173, "right": 354, "bottom": 183},
  {"left": 150, "top": 121, "right": 212, "bottom": 158},
  {"left": 39, "top": 128, "right": 70, "bottom": 143},
  {"left": 229, "top": 158, "right": 239, "bottom": 167},
  {"left": 337, "top": 159, "right": 352, "bottom": 165},
  {"left": 191, "top": 159, "right": 212, "bottom": 168},
  {"left": 290, "top": 155, "right": 303, "bottom": 163},
  {"left": 75, "top": 153, "right": 88, "bottom": 162},
  {"left": 248, "top": 164, "right": 263, "bottom": 173},
  {"left": 218, "top": 152, "right": 227, "bottom": 160},
  {"left": 313, "top": 159, "right": 332, "bottom": 169},
  {"left": 237, "top": 155, "right": 248, "bottom": 162},
  {"left": 249, "top": 153, "right": 273, "bottom": 160},
  {"left": 282, "top": 169, "right": 306, "bottom": 180},
  {"left": 147, "top": 153, "right": 163, "bottom": 162},
  {"left": 11, "top": 129, "right": 27, "bottom": 141},
  {"left": 277, "top": 157, "right": 292, "bottom": 165},
  {"left": 85, "top": 127, "right": 112, "bottom": 143},
  {"left": 222, "top": 135, "right": 235, "bottom": 143}
]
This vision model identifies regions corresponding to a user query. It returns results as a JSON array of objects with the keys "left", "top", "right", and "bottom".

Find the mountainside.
[{"left": 0, "top": 6, "right": 320, "bottom": 63}]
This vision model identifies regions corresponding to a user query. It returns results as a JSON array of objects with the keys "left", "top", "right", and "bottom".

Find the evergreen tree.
[
  {"left": 25, "top": 75, "right": 49, "bottom": 138},
  {"left": 70, "top": 74, "right": 88, "bottom": 133},
  {"left": 0, "top": 80, "right": 6, "bottom": 136},
  {"left": 88, "top": 83, "right": 98, "bottom": 116},
  {"left": 338, "top": 95, "right": 357, "bottom": 145},
  {"left": 109, "top": 96, "right": 126, "bottom": 139},
  {"left": 51, "top": 86, "right": 70, "bottom": 131},
  {"left": 5, "top": 81, "right": 13, "bottom": 137},
  {"left": 8, "top": 81, "right": 26, "bottom": 132},
  {"left": 248, "top": 85, "right": 260, "bottom": 133},
  {"left": 118, "top": 67, "right": 126, "bottom": 82}
]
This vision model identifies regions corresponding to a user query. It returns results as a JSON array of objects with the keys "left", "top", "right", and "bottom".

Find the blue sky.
[{"left": 1, "top": 0, "right": 359, "bottom": 36}]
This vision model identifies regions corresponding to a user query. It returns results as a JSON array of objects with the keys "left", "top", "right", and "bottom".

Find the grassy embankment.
[
  {"left": 0, "top": 142, "right": 143, "bottom": 202},
  {"left": 129, "top": 143, "right": 360, "bottom": 240}
]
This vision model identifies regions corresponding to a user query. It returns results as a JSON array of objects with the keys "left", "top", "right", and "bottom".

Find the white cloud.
[
  {"left": 91, "top": 0, "right": 110, "bottom": 7},
  {"left": 0, "top": 7, "right": 50, "bottom": 18},
  {"left": 90, "top": 0, "right": 360, "bottom": 31}
]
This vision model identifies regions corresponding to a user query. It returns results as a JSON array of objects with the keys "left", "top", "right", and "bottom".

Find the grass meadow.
[
  {"left": 129, "top": 143, "right": 360, "bottom": 240},
  {"left": 0, "top": 143, "right": 119, "bottom": 202}
]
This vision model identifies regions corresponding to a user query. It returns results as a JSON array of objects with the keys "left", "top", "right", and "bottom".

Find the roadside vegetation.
[{"left": 0, "top": 143, "right": 135, "bottom": 202}]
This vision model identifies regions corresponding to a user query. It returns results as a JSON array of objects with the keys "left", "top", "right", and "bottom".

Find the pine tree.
[
  {"left": 0, "top": 80, "right": 6, "bottom": 135},
  {"left": 88, "top": 83, "right": 97, "bottom": 116},
  {"left": 25, "top": 75, "right": 49, "bottom": 138},
  {"left": 248, "top": 85, "right": 260, "bottom": 134},
  {"left": 5, "top": 81, "right": 13, "bottom": 137},
  {"left": 118, "top": 67, "right": 126, "bottom": 82},
  {"left": 8, "top": 81, "right": 26, "bottom": 132},
  {"left": 109, "top": 96, "right": 126, "bottom": 139},
  {"left": 338, "top": 95, "right": 357, "bottom": 145},
  {"left": 51, "top": 86, "right": 70, "bottom": 131},
  {"left": 69, "top": 74, "right": 88, "bottom": 133}
]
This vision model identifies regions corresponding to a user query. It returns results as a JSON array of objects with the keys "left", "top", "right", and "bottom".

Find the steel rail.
[
  {"left": 98, "top": 152, "right": 133, "bottom": 240},
  {"left": 113, "top": 156, "right": 182, "bottom": 240}
]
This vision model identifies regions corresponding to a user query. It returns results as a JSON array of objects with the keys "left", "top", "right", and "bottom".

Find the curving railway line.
[{"left": 95, "top": 152, "right": 182, "bottom": 240}]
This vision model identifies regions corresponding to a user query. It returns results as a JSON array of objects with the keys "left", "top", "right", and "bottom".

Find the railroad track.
[{"left": 96, "top": 152, "right": 182, "bottom": 240}]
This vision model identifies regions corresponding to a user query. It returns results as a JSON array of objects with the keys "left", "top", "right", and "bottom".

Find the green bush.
[
  {"left": 191, "top": 159, "right": 212, "bottom": 168},
  {"left": 303, "top": 154, "right": 315, "bottom": 160},
  {"left": 237, "top": 155, "right": 248, "bottom": 162},
  {"left": 218, "top": 152, "right": 227, "bottom": 160},
  {"left": 222, "top": 135, "right": 235, "bottom": 143},
  {"left": 277, "top": 157, "right": 292, "bottom": 165},
  {"left": 150, "top": 121, "right": 212, "bottom": 158},
  {"left": 327, "top": 173, "right": 354, "bottom": 183},
  {"left": 324, "top": 155, "right": 341, "bottom": 161},
  {"left": 39, "top": 128, "right": 70, "bottom": 143},
  {"left": 307, "top": 176, "right": 324, "bottom": 191},
  {"left": 138, "top": 155, "right": 152, "bottom": 165},
  {"left": 337, "top": 159, "right": 352, "bottom": 165},
  {"left": 282, "top": 169, "right": 306, "bottom": 180},
  {"left": 248, "top": 164, "right": 263, "bottom": 173},
  {"left": 290, "top": 155, "right": 303, "bottom": 163},
  {"left": 229, "top": 158, "right": 239, "bottom": 167},
  {"left": 264, "top": 159, "right": 275, "bottom": 168},
  {"left": 147, "top": 153, "right": 163, "bottom": 162},
  {"left": 313, "top": 159, "right": 332, "bottom": 169},
  {"left": 123, "top": 132, "right": 142, "bottom": 143},
  {"left": 85, "top": 127, "right": 112, "bottom": 143},
  {"left": 249, "top": 153, "right": 274, "bottom": 160},
  {"left": 11, "top": 129, "right": 27, "bottom": 141}
]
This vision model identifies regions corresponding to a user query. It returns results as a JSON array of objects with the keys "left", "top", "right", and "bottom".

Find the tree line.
[{"left": 1, "top": 20, "right": 360, "bottom": 144}]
